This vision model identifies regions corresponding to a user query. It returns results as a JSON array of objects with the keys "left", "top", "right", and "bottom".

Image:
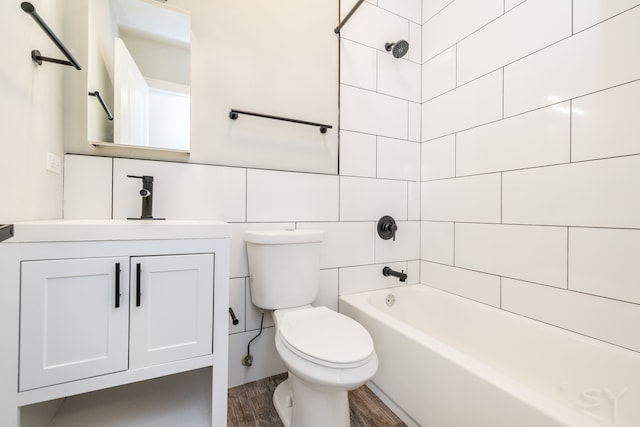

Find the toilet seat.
[{"left": 278, "top": 307, "right": 374, "bottom": 369}]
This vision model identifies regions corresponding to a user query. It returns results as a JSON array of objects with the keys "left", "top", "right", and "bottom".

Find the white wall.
[
  {"left": 64, "top": 0, "right": 423, "bottom": 387},
  {"left": 421, "top": 0, "right": 640, "bottom": 353},
  {"left": 0, "top": 0, "right": 64, "bottom": 223},
  {"left": 66, "top": 0, "right": 340, "bottom": 175}
]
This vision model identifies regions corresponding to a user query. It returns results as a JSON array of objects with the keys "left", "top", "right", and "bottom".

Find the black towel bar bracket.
[
  {"left": 229, "top": 109, "right": 332, "bottom": 134},
  {"left": 335, "top": 0, "right": 365, "bottom": 34},
  {"left": 89, "top": 91, "right": 114, "bottom": 120},
  {"left": 0, "top": 224, "right": 14, "bottom": 243},
  {"left": 21, "top": 2, "right": 82, "bottom": 70}
]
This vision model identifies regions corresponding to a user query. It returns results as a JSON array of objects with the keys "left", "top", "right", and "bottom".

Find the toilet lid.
[{"left": 279, "top": 307, "right": 374, "bottom": 367}]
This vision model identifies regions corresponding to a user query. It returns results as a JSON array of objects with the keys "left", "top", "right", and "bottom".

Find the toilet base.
[
  {"left": 273, "top": 378, "right": 294, "bottom": 426},
  {"left": 273, "top": 374, "right": 350, "bottom": 427}
]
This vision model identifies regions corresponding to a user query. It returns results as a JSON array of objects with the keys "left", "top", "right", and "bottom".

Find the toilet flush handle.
[{"left": 229, "top": 307, "right": 239, "bottom": 326}]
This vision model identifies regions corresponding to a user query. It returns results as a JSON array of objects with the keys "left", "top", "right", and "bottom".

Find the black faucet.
[
  {"left": 127, "top": 175, "right": 164, "bottom": 220},
  {"left": 382, "top": 266, "right": 407, "bottom": 282}
]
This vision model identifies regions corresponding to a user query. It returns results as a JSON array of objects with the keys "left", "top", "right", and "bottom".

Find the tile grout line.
[
  {"left": 569, "top": 99, "right": 573, "bottom": 163},
  {"left": 500, "top": 172, "right": 503, "bottom": 224},
  {"left": 566, "top": 227, "right": 570, "bottom": 290}
]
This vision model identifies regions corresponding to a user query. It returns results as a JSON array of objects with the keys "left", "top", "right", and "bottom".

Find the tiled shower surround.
[
  {"left": 64, "top": 0, "right": 640, "bottom": 388},
  {"left": 420, "top": 0, "right": 640, "bottom": 355}
]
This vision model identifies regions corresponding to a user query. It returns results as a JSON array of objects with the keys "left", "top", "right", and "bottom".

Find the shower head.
[{"left": 385, "top": 40, "right": 409, "bottom": 58}]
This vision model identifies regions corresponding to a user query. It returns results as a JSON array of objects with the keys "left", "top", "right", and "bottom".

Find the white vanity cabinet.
[
  {"left": 0, "top": 220, "right": 230, "bottom": 427},
  {"left": 19, "top": 253, "right": 215, "bottom": 391},
  {"left": 128, "top": 254, "right": 214, "bottom": 369},
  {"left": 19, "top": 257, "right": 130, "bottom": 391}
]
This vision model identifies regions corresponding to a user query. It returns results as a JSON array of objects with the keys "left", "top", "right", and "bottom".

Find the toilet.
[{"left": 244, "top": 229, "right": 378, "bottom": 427}]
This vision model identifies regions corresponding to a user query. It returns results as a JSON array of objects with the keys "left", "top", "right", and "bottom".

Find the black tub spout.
[{"left": 382, "top": 266, "right": 407, "bottom": 282}]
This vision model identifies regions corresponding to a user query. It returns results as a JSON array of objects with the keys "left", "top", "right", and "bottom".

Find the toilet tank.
[{"left": 244, "top": 229, "right": 324, "bottom": 310}]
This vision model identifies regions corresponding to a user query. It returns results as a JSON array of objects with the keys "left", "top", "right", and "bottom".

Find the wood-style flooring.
[{"left": 228, "top": 373, "right": 406, "bottom": 427}]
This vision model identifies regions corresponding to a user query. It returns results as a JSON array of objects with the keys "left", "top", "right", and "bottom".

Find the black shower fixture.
[
  {"left": 377, "top": 216, "right": 398, "bottom": 241},
  {"left": 385, "top": 40, "right": 409, "bottom": 58}
]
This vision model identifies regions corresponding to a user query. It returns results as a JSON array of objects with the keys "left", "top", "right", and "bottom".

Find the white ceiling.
[{"left": 110, "top": 0, "right": 190, "bottom": 46}]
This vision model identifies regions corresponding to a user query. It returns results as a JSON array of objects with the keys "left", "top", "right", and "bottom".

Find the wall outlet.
[{"left": 46, "top": 152, "right": 61, "bottom": 174}]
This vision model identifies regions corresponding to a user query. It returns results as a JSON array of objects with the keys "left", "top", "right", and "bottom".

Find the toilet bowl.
[
  {"left": 272, "top": 306, "right": 378, "bottom": 427},
  {"left": 244, "top": 229, "right": 378, "bottom": 427}
]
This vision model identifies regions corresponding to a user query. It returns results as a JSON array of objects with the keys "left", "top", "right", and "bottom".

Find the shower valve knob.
[
  {"left": 377, "top": 216, "right": 398, "bottom": 241},
  {"left": 382, "top": 223, "right": 397, "bottom": 233}
]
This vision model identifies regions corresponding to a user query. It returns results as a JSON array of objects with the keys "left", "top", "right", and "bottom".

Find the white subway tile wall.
[
  {"left": 339, "top": 261, "right": 409, "bottom": 295},
  {"left": 568, "top": 227, "right": 640, "bottom": 304},
  {"left": 298, "top": 221, "right": 375, "bottom": 269},
  {"left": 340, "top": 176, "right": 409, "bottom": 221},
  {"left": 456, "top": 0, "right": 572, "bottom": 86},
  {"left": 63, "top": 156, "right": 113, "bottom": 219},
  {"left": 572, "top": 0, "right": 640, "bottom": 33},
  {"left": 502, "top": 156, "right": 640, "bottom": 228},
  {"left": 421, "top": 221, "right": 454, "bottom": 265},
  {"left": 339, "top": 130, "right": 377, "bottom": 178},
  {"left": 503, "top": 6, "right": 640, "bottom": 117},
  {"left": 64, "top": 0, "right": 423, "bottom": 388},
  {"left": 422, "top": 0, "right": 503, "bottom": 62},
  {"left": 421, "top": 134, "right": 456, "bottom": 180},
  {"left": 422, "top": 69, "right": 503, "bottom": 140},
  {"left": 571, "top": 80, "right": 640, "bottom": 161},
  {"left": 422, "top": 46, "right": 456, "bottom": 101},
  {"left": 408, "top": 22, "right": 423, "bottom": 64},
  {"left": 454, "top": 223, "right": 568, "bottom": 289},
  {"left": 422, "top": 0, "right": 454, "bottom": 24},
  {"left": 111, "top": 158, "right": 246, "bottom": 222},
  {"left": 421, "top": 261, "right": 501, "bottom": 307},
  {"left": 408, "top": 101, "right": 422, "bottom": 142},
  {"left": 246, "top": 169, "right": 339, "bottom": 222},
  {"left": 375, "top": 221, "right": 421, "bottom": 263},
  {"left": 501, "top": 278, "right": 640, "bottom": 353},
  {"left": 455, "top": 103, "right": 571, "bottom": 176},
  {"left": 504, "top": 1, "right": 526, "bottom": 12},
  {"left": 378, "top": 53, "right": 422, "bottom": 102},
  {"left": 407, "top": 181, "right": 421, "bottom": 220},
  {"left": 421, "top": 2, "right": 640, "bottom": 352},
  {"left": 340, "top": 2, "right": 410, "bottom": 54},
  {"left": 377, "top": 137, "right": 421, "bottom": 181},
  {"left": 379, "top": 0, "right": 421, "bottom": 23},
  {"left": 63, "top": 1, "right": 640, "bottom": 387},
  {"left": 339, "top": 39, "right": 377, "bottom": 91},
  {"left": 341, "top": 84, "right": 409, "bottom": 139},
  {"left": 422, "top": 173, "right": 502, "bottom": 223}
]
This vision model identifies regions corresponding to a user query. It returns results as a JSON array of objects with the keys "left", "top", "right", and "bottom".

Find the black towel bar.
[
  {"left": 89, "top": 91, "right": 114, "bottom": 120},
  {"left": 21, "top": 2, "right": 82, "bottom": 70},
  {"left": 334, "top": 0, "right": 365, "bottom": 34},
  {"left": 0, "top": 224, "right": 14, "bottom": 243},
  {"left": 229, "top": 109, "right": 332, "bottom": 134}
]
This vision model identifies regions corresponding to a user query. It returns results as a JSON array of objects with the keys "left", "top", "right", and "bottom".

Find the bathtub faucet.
[{"left": 382, "top": 266, "right": 407, "bottom": 282}]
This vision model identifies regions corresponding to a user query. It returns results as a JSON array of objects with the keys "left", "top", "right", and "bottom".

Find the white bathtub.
[{"left": 339, "top": 285, "right": 640, "bottom": 427}]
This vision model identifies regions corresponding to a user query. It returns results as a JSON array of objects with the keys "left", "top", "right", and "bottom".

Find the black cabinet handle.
[
  {"left": 136, "top": 263, "right": 141, "bottom": 307},
  {"left": 115, "top": 262, "right": 121, "bottom": 308},
  {"left": 229, "top": 307, "right": 239, "bottom": 325}
]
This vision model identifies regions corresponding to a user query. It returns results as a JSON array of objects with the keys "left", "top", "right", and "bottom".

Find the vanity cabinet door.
[
  {"left": 129, "top": 254, "right": 214, "bottom": 369},
  {"left": 19, "top": 257, "right": 130, "bottom": 391}
]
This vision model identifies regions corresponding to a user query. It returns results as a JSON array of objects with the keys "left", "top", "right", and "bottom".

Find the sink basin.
[{"left": 7, "top": 220, "right": 231, "bottom": 243}]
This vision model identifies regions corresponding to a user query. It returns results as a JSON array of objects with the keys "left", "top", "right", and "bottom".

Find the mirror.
[{"left": 87, "top": 0, "right": 190, "bottom": 152}]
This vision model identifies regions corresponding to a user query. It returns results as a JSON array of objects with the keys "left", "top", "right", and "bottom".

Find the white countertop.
[{"left": 5, "top": 220, "right": 231, "bottom": 243}]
